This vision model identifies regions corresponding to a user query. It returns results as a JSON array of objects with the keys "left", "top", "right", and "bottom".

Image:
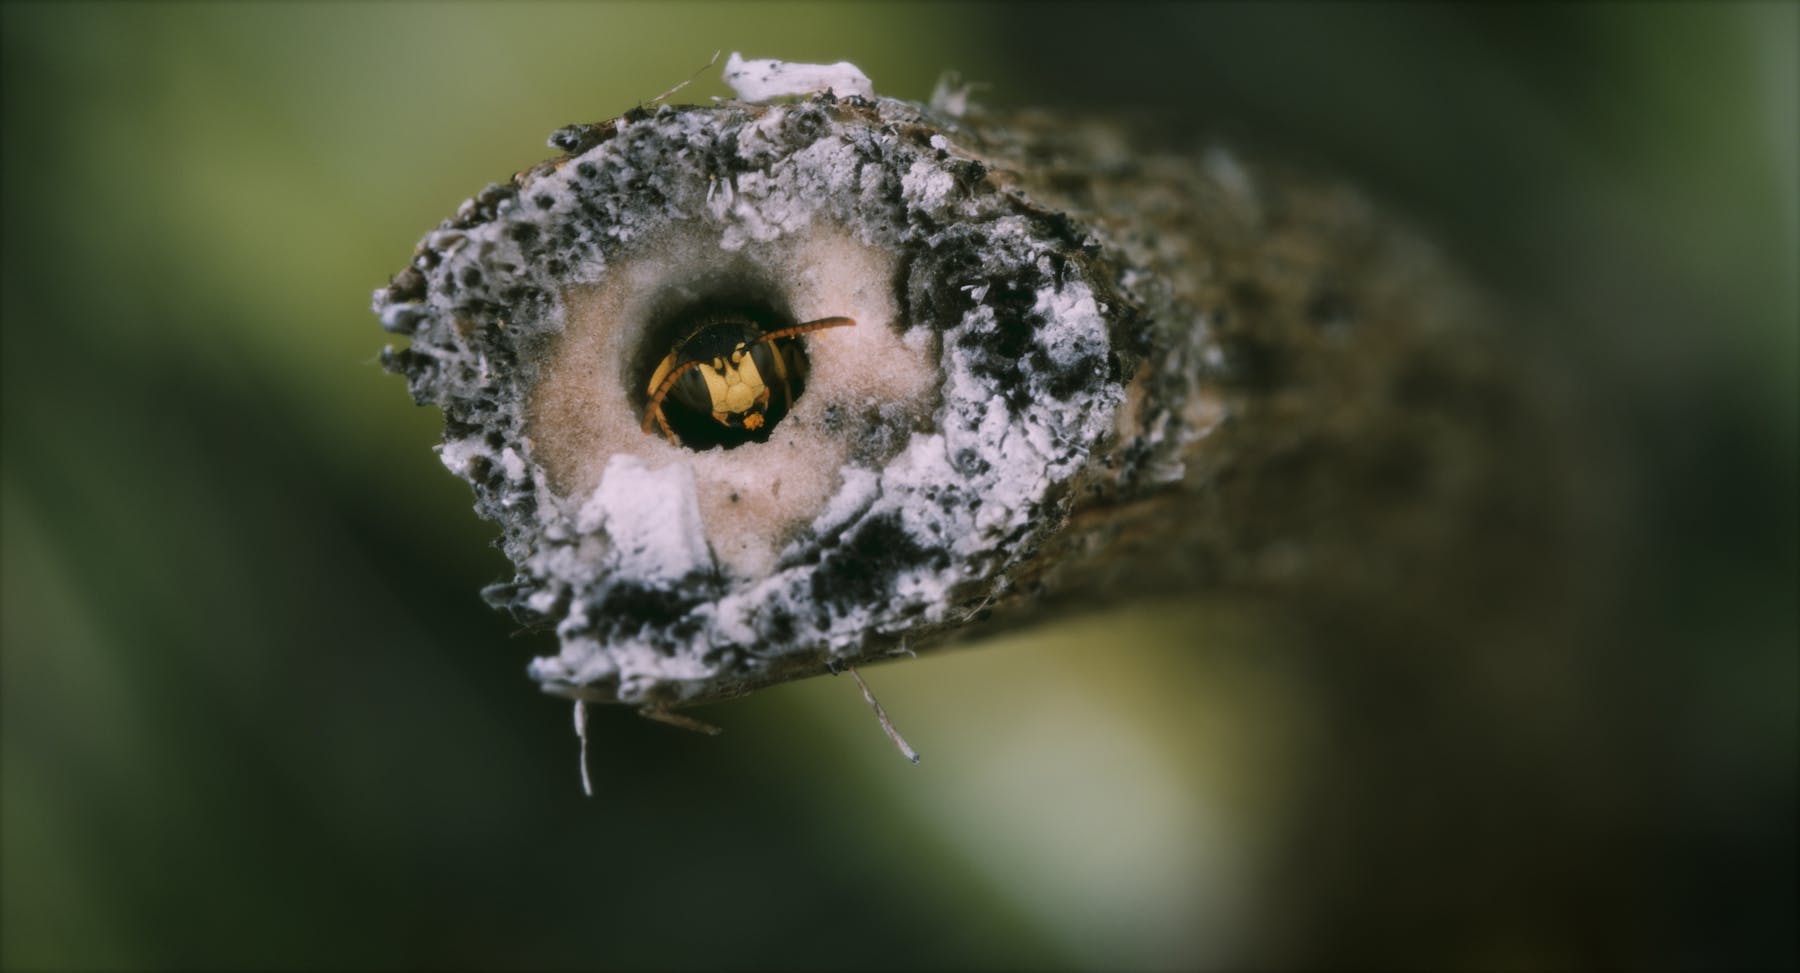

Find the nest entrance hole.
[{"left": 630, "top": 272, "right": 813, "bottom": 451}]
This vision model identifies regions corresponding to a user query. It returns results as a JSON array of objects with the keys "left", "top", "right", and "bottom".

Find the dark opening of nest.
[{"left": 631, "top": 274, "right": 810, "bottom": 451}]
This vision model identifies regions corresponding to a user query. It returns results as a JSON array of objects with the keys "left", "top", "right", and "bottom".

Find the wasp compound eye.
[{"left": 373, "top": 57, "right": 1547, "bottom": 718}]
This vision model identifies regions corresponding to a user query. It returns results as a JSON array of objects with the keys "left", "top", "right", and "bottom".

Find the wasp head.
[{"left": 642, "top": 315, "right": 854, "bottom": 449}]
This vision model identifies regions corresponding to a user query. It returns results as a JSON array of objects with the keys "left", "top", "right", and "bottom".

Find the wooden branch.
[{"left": 373, "top": 63, "right": 1573, "bottom": 711}]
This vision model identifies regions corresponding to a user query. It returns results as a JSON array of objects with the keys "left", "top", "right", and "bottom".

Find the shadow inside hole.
[{"left": 631, "top": 267, "right": 811, "bottom": 451}]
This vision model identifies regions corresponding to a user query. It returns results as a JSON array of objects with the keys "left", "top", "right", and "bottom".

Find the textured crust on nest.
[
  {"left": 375, "top": 92, "right": 1548, "bottom": 708},
  {"left": 374, "top": 95, "right": 1139, "bottom": 706}
]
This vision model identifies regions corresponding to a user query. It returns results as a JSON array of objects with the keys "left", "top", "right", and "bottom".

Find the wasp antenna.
[
  {"left": 642, "top": 358, "right": 703, "bottom": 440},
  {"left": 642, "top": 399, "right": 679, "bottom": 443},
  {"left": 758, "top": 316, "right": 857, "bottom": 343},
  {"left": 642, "top": 385, "right": 675, "bottom": 435},
  {"left": 848, "top": 665, "right": 921, "bottom": 764}
]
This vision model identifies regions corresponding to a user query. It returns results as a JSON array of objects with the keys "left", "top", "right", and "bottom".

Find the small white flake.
[
  {"left": 436, "top": 436, "right": 490, "bottom": 477},
  {"left": 723, "top": 52, "right": 874, "bottom": 102},
  {"left": 900, "top": 157, "right": 956, "bottom": 207},
  {"left": 928, "top": 73, "right": 974, "bottom": 118},
  {"left": 499, "top": 447, "right": 527, "bottom": 482},
  {"left": 809, "top": 467, "right": 882, "bottom": 538}
]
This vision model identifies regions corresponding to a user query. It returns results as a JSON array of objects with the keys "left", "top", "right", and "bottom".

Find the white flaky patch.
[
  {"left": 577, "top": 456, "right": 711, "bottom": 583},
  {"left": 723, "top": 52, "right": 874, "bottom": 102}
]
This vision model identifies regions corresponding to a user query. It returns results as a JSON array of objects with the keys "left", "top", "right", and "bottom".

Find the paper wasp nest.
[{"left": 375, "top": 59, "right": 1535, "bottom": 712}]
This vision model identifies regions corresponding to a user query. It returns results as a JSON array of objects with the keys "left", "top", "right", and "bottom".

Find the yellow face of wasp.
[
  {"left": 695, "top": 344, "right": 770, "bottom": 425},
  {"left": 642, "top": 315, "right": 851, "bottom": 445},
  {"left": 646, "top": 341, "right": 778, "bottom": 430}
]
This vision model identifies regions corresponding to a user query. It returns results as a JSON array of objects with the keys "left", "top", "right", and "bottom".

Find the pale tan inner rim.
[{"left": 525, "top": 220, "right": 937, "bottom": 579}]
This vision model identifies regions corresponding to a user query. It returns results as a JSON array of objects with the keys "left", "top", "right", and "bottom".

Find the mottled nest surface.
[
  {"left": 374, "top": 93, "right": 1154, "bottom": 707},
  {"left": 375, "top": 85, "right": 1543, "bottom": 710}
]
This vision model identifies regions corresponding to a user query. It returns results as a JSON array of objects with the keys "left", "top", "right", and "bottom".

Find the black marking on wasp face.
[{"left": 643, "top": 315, "right": 855, "bottom": 450}]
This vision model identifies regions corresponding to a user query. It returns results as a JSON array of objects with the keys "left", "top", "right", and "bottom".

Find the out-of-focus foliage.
[{"left": 2, "top": 3, "right": 1792, "bottom": 970}]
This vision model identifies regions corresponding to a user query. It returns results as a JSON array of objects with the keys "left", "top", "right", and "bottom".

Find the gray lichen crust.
[
  {"left": 376, "top": 83, "right": 1547, "bottom": 710},
  {"left": 374, "top": 93, "right": 1144, "bottom": 707}
]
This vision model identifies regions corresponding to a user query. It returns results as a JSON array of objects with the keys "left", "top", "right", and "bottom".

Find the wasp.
[{"left": 642, "top": 314, "right": 856, "bottom": 446}]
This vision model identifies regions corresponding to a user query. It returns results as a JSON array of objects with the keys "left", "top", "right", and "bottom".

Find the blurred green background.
[{"left": 2, "top": 2, "right": 1793, "bottom": 969}]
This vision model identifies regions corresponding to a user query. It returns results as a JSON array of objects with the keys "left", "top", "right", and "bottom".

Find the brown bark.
[{"left": 374, "top": 87, "right": 1583, "bottom": 709}]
